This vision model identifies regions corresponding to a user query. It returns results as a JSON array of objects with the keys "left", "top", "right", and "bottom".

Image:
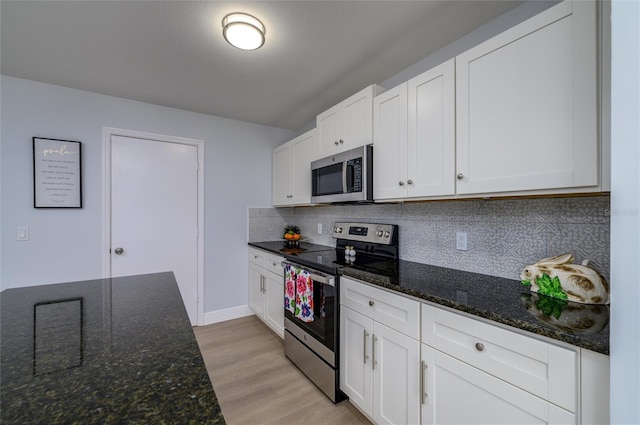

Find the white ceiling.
[{"left": 1, "top": 1, "right": 522, "bottom": 130}]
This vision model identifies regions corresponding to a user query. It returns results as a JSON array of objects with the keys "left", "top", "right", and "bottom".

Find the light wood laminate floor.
[{"left": 194, "top": 316, "right": 370, "bottom": 425}]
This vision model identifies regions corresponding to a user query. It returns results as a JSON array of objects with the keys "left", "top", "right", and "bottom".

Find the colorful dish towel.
[
  {"left": 284, "top": 264, "right": 296, "bottom": 314},
  {"left": 294, "top": 269, "right": 314, "bottom": 323}
]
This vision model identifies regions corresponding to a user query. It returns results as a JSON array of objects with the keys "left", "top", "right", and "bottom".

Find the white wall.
[
  {"left": 610, "top": 0, "right": 640, "bottom": 422},
  {"left": 0, "top": 76, "right": 294, "bottom": 315}
]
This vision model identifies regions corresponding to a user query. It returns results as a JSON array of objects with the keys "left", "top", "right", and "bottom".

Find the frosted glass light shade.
[{"left": 222, "top": 13, "right": 265, "bottom": 50}]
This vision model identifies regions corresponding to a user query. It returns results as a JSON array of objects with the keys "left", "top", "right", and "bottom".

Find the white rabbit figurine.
[{"left": 520, "top": 253, "right": 609, "bottom": 305}]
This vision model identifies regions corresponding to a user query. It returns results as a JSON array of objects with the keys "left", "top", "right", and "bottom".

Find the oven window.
[
  {"left": 285, "top": 273, "right": 336, "bottom": 352},
  {"left": 313, "top": 163, "right": 343, "bottom": 196}
]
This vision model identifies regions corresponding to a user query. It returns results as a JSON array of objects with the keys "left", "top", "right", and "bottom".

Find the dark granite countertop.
[
  {"left": 1, "top": 272, "right": 225, "bottom": 424},
  {"left": 249, "top": 242, "right": 610, "bottom": 355},
  {"left": 249, "top": 240, "right": 334, "bottom": 256}
]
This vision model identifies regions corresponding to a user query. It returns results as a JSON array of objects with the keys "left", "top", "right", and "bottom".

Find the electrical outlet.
[
  {"left": 456, "top": 232, "right": 467, "bottom": 251},
  {"left": 317, "top": 223, "right": 322, "bottom": 235}
]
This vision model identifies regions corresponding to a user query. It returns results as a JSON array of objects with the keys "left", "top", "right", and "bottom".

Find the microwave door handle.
[{"left": 342, "top": 161, "right": 348, "bottom": 193}]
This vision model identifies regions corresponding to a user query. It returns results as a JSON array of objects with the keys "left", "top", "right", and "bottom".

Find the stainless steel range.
[{"left": 282, "top": 222, "right": 399, "bottom": 403}]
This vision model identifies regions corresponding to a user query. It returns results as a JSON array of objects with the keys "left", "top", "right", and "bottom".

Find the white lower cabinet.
[
  {"left": 339, "top": 277, "right": 609, "bottom": 425},
  {"left": 340, "top": 277, "right": 421, "bottom": 424},
  {"left": 248, "top": 247, "right": 284, "bottom": 338},
  {"left": 421, "top": 344, "right": 575, "bottom": 424}
]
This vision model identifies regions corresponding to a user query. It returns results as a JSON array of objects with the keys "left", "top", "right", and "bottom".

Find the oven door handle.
[{"left": 281, "top": 261, "right": 335, "bottom": 287}]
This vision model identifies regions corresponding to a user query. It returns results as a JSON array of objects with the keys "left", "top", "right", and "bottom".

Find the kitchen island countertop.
[
  {"left": 1, "top": 272, "right": 225, "bottom": 424},
  {"left": 249, "top": 241, "right": 610, "bottom": 355}
]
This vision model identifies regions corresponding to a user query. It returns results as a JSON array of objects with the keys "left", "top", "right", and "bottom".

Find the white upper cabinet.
[
  {"left": 374, "top": 59, "right": 455, "bottom": 201},
  {"left": 373, "top": 83, "right": 408, "bottom": 200},
  {"left": 272, "top": 129, "right": 316, "bottom": 206},
  {"left": 455, "top": 0, "right": 599, "bottom": 195},
  {"left": 317, "top": 85, "right": 384, "bottom": 159}
]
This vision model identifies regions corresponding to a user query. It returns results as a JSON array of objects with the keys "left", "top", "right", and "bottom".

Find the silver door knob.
[
  {"left": 114, "top": 247, "right": 124, "bottom": 255},
  {"left": 457, "top": 173, "right": 464, "bottom": 180}
]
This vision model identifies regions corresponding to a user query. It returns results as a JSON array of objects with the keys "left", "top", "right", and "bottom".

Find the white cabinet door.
[
  {"left": 272, "top": 129, "right": 316, "bottom": 206},
  {"left": 373, "top": 82, "right": 408, "bottom": 200},
  {"left": 373, "top": 322, "right": 420, "bottom": 425},
  {"left": 317, "top": 85, "right": 382, "bottom": 158},
  {"left": 408, "top": 58, "right": 455, "bottom": 198},
  {"left": 290, "top": 129, "right": 316, "bottom": 204},
  {"left": 317, "top": 105, "right": 341, "bottom": 158},
  {"left": 456, "top": 0, "right": 597, "bottom": 195},
  {"left": 341, "top": 86, "right": 375, "bottom": 152},
  {"left": 264, "top": 270, "right": 284, "bottom": 338},
  {"left": 374, "top": 59, "right": 455, "bottom": 201},
  {"left": 421, "top": 345, "right": 576, "bottom": 425},
  {"left": 248, "top": 262, "right": 265, "bottom": 318},
  {"left": 340, "top": 306, "right": 373, "bottom": 417},
  {"left": 272, "top": 143, "right": 292, "bottom": 205}
]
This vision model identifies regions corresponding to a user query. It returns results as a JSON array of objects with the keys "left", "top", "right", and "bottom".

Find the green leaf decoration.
[
  {"left": 535, "top": 295, "right": 568, "bottom": 320},
  {"left": 521, "top": 280, "right": 531, "bottom": 287},
  {"left": 535, "top": 274, "right": 568, "bottom": 300}
]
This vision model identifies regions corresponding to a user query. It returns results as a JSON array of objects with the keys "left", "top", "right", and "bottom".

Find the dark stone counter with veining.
[
  {"left": 1, "top": 272, "right": 225, "bottom": 424},
  {"left": 250, "top": 242, "right": 610, "bottom": 355},
  {"left": 340, "top": 261, "right": 609, "bottom": 355}
]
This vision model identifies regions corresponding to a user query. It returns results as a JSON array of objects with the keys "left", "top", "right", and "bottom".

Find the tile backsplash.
[{"left": 248, "top": 196, "right": 610, "bottom": 282}]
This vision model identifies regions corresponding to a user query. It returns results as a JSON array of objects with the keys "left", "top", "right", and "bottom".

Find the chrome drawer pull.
[
  {"left": 369, "top": 300, "right": 375, "bottom": 307},
  {"left": 475, "top": 342, "right": 485, "bottom": 352}
]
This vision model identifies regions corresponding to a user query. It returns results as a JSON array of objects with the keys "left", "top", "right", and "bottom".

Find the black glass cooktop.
[{"left": 285, "top": 248, "right": 398, "bottom": 279}]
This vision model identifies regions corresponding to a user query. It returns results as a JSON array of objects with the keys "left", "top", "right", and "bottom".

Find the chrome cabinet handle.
[
  {"left": 339, "top": 139, "right": 344, "bottom": 144},
  {"left": 334, "top": 140, "right": 339, "bottom": 145},
  {"left": 114, "top": 247, "right": 124, "bottom": 255},
  {"left": 475, "top": 342, "right": 485, "bottom": 352},
  {"left": 363, "top": 330, "right": 369, "bottom": 364},
  {"left": 407, "top": 179, "right": 413, "bottom": 185},
  {"left": 372, "top": 335, "right": 377, "bottom": 370},
  {"left": 398, "top": 181, "right": 404, "bottom": 186},
  {"left": 457, "top": 173, "right": 464, "bottom": 180},
  {"left": 369, "top": 300, "right": 374, "bottom": 307},
  {"left": 421, "top": 361, "right": 428, "bottom": 404}
]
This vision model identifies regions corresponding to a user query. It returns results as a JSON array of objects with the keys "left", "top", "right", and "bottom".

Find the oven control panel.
[{"left": 332, "top": 222, "right": 396, "bottom": 245}]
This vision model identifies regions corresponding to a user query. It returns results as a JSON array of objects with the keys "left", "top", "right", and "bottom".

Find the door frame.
[{"left": 102, "top": 127, "right": 205, "bottom": 325}]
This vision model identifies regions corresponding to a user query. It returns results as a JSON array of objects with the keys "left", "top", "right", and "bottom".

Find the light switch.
[{"left": 17, "top": 226, "right": 29, "bottom": 241}]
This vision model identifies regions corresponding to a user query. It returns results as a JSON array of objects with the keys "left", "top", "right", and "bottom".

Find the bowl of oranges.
[{"left": 283, "top": 225, "right": 301, "bottom": 247}]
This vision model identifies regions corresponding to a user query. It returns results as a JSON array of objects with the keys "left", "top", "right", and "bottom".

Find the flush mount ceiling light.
[{"left": 222, "top": 13, "right": 265, "bottom": 51}]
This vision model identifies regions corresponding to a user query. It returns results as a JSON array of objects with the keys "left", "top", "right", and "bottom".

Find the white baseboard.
[{"left": 202, "top": 304, "right": 254, "bottom": 325}]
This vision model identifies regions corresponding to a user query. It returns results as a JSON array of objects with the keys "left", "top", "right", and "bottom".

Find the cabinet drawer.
[
  {"left": 264, "top": 253, "right": 284, "bottom": 276},
  {"left": 423, "top": 345, "right": 576, "bottom": 424},
  {"left": 422, "top": 303, "right": 577, "bottom": 412},
  {"left": 249, "top": 247, "right": 266, "bottom": 266},
  {"left": 341, "top": 277, "right": 420, "bottom": 339}
]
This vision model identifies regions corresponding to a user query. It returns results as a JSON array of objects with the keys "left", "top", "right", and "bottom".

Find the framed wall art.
[{"left": 33, "top": 137, "right": 82, "bottom": 208}]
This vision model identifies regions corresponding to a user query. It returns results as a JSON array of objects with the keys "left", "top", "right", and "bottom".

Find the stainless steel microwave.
[{"left": 311, "top": 145, "right": 373, "bottom": 203}]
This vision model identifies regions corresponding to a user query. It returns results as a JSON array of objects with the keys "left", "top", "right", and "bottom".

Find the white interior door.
[{"left": 110, "top": 135, "right": 199, "bottom": 324}]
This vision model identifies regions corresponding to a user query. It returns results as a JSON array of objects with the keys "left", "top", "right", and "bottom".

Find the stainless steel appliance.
[
  {"left": 311, "top": 145, "right": 373, "bottom": 204},
  {"left": 282, "top": 222, "right": 399, "bottom": 403}
]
